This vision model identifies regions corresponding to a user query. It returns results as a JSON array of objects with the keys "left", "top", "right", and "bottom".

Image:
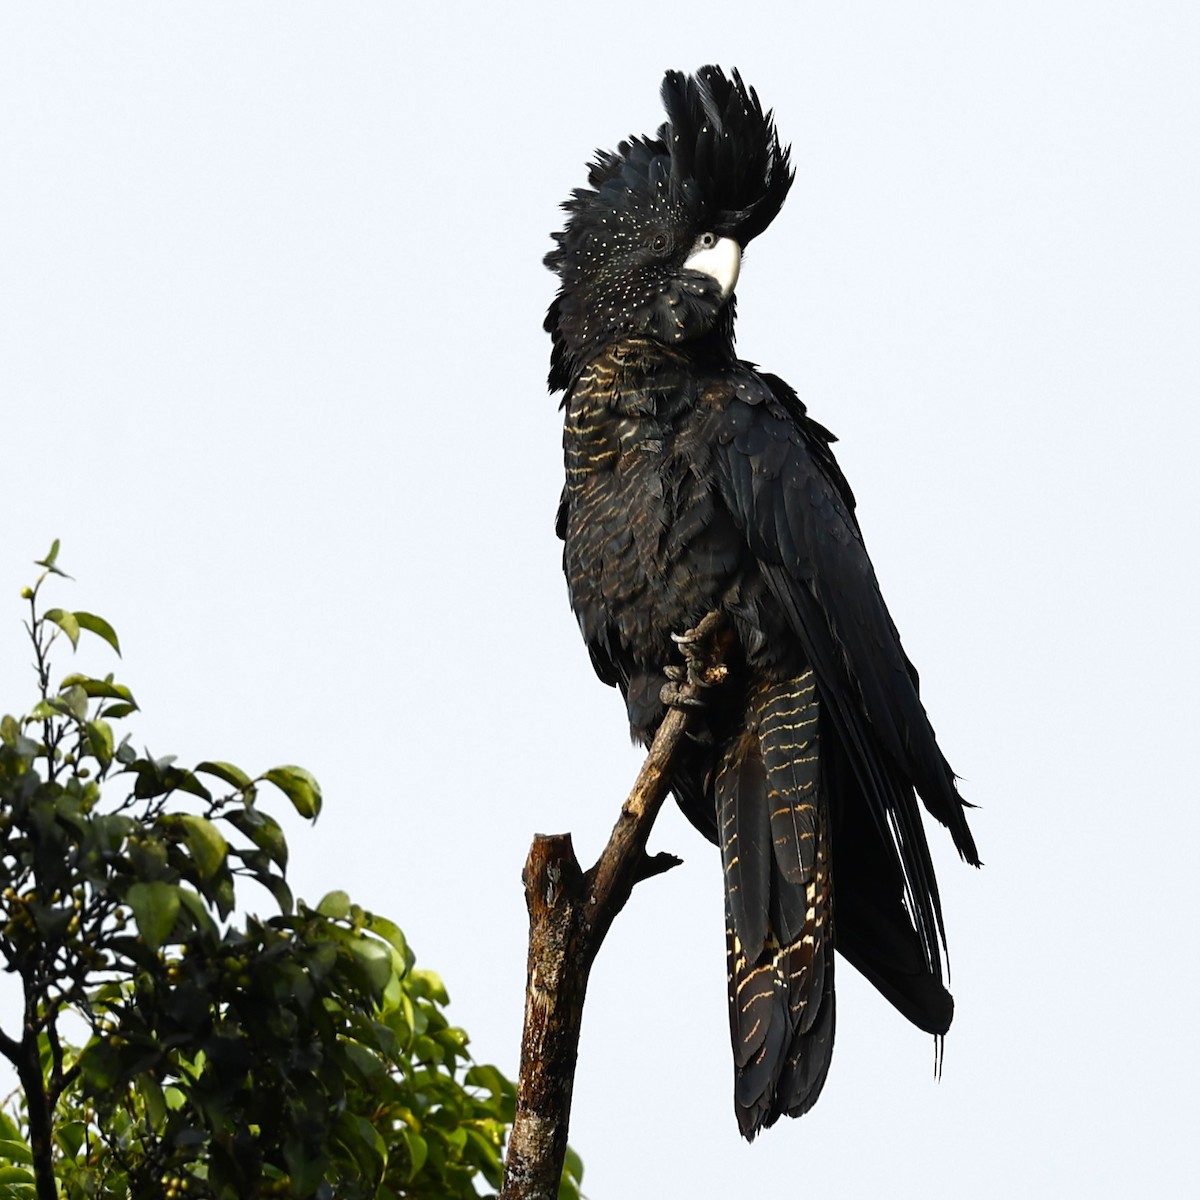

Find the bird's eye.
[
  {"left": 698, "top": 231, "right": 717, "bottom": 250},
  {"left": 650, "top": 233, "right": 670, "bottom": 255}
]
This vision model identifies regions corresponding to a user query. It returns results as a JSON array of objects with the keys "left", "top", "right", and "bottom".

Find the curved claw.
[
  {"left": 660, "top": 682, "right": 708, "bottom": 709},
  {"left": 660, "top": 612, "right": 730, "bottom": 712}
]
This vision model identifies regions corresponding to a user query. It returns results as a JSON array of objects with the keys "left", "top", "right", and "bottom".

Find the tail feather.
[
  {"left": 720, "top": 674, "right": 835, "bottom": 1139},
  {"left": 777, "top": 951, "right": 836, "bottom": 1119},
  {"left": 721, "top": 741, "right": 772, "bottom": 961}
]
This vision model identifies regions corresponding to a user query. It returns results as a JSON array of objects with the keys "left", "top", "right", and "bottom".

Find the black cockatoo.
[{"left": 545, "top": 66, "right": 979, "bottom": 1139}]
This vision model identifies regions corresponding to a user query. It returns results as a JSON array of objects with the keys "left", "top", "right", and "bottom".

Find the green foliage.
[{"left": 0, "top": 547, "right": 558, "bottom": 1200}]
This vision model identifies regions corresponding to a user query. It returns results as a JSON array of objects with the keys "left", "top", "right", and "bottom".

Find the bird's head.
[{"left": 545, "top": 65, "right": 793, "bottom": 390}]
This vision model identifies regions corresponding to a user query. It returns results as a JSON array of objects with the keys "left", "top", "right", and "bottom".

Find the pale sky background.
[{"left": 2, "top": 3, "right": 1198, "bottom": 1196}]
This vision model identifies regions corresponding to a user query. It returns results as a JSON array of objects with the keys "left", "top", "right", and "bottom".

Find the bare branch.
[{"left": 500, "top": 612, "right": 723, "bottom": 1200}]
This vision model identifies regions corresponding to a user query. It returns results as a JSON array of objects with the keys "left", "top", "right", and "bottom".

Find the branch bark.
[
  {"left": 499, "top": 613, "right": 723, "bottom": 1200},
  {"left": 16, "top": 978, "right": 58, "bottom": 1200}
]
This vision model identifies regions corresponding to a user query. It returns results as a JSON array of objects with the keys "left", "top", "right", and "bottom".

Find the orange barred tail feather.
[{"left": 719, "top": 673, "right": 835, "bottom": 1139}]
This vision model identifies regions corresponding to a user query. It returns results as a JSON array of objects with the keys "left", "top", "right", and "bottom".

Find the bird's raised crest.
[
  {"left": 546, "top": 66, "right": 793, "bottom": 286},
  {"left": 545, "top": 67, "right": 794, "bottom": 392}
]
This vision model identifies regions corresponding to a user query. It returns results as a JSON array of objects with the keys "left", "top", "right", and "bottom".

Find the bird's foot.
[{"left": 659, "top": 612, "right": 728, "bottom": 710}]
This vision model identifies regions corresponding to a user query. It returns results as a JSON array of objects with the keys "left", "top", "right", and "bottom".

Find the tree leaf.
[
  {"left": 0, "top": 1139, "right": 32, "bottom": 1165},
  {"left": 347, "top": 936, "right": 394, "bottom": 995},
  {"left": 62, "top": 684, "right": 88, "bottom": 722},
  {"left": 176, "top": 888, "right": 218, "bottom": 939},
  {"left": 86, "top": 719, "right": 114, "bottom": 767},
  {"left": 136, "top": 1074, "right": 167, "bottom": 1130},
  {"left": 178, "top": 815, "right": 228, "bottom": 879},
  {"left": 334, "top": 1111, "right": 386, "bottom": 1185},
  {"left": 397, "top": 1128, "right": 428, "bottom": 1180},
  {"left": 73, "top": 611, "right": 121, "bottom": 655},
  {"left": 60, "top": 674, "right": 137, "bottom": 707},
  {"left": 76, "top": 1040, "right": 121, "bottom": 1091},
  {"left": 57, "top": 1119, "right": 86, "bottom": 1158},
  {"left": 365, "top": 914, "right": 412, "bottom": 969},
  {"left": 132, "top": 759, "right": 211, "bottom": 802},
  {"left": 464, "top": 1127, "right": 504, "bottom": 1188},
  {"left": 44, "top": 608, "right": 80, "bottom": 649},
  {"left": 317, "top": 891, "right": 350, "bottom": 920},
  {"left": 35, "top": 539, "right": 69, "bottom": 577},
  {"left": 225, "top": 808, "right": 287, "bottom": 869},
  {"left": 211, "top": 872, "right": 235, "bottom": 920},
  {"left": 196, "top": 760, "right": 254, "bottom": 793},
  {"left": 261, "top": 765, "right": 322, "bottom": 819},
  {"left": 169, "top": 769, "right": 212, "bottom": 801},
  {"left": 564, "top": 1144, "right": 585, "bottom": 1185},
  {"left": 256, "top": 871, "right": 293, "bottom": 916},
  {"left": 126, "top": 881, "right": 181, "bottom": 951}
]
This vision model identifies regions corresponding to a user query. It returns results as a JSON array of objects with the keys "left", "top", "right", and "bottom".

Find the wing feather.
[{"left": 711, "top": 371, "right": 979, "bottom": 987}]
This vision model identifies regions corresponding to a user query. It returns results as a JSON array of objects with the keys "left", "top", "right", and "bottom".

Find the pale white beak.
[{"left": 683, "top": 236, "right": 741, "bottom": 301}]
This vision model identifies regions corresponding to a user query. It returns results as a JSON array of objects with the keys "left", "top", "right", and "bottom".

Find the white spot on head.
[{"left": 683, "top": 236, "right": 741, "bottom": 300}]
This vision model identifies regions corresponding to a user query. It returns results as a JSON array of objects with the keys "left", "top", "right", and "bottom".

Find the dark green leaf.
[
  {"left": 126, "top": 880, "right": 181, "bottom": 950},
  {"left": 261, "top": 765, "right": 322, "bottom": 818},
  {"left": 259, "top": 872, "right": 293, "bottom": 914},
  {"left": 347, "top": 936, "right": 393, "bottom": 994},
  {"left": 136, "top": 1074, "right": 167, "bottom": 1129},
  {"left": 283, "top": 1137, "right": 327, "bottom": 1196},
  {"left": 176, "top": 888, "right": 218, "bottom": 939},
  {"left": 169, "top": 768, "right": 213, "bottom": 801},
  {"left": 29, "top": 902, "right": 72, "bottom": 939},
  {"left": 73, "top": 611, "right": 121, "bottom": 655},
  {"left": 340, "top": 1039, "right": 386, "bottom": 1085},
  {"left": 398, "top": 1128, "right": 428, "bottom": 1180},
  {"left": 334, "top": 1111, "right": 386, "bottom": 1184},
  {"left": 76, "top": 1040, "right": 122, "bottom": 1091},
  {"left": 465, "top": 1064, "right": 514, "bottom": 1109},
  {"left": 463, "top": 1127, "right": 504, "bottom": 1188},
  {"left": 225, "top": 809, "right": 287, "bottom": 869},
  {"left": 132, "top": 759, "right": 212, "bottom": 801}
]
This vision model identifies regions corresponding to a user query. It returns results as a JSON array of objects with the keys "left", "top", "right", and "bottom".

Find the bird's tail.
[{"left": 719, "top": 672, "right": 835, "bottom": 1139}]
